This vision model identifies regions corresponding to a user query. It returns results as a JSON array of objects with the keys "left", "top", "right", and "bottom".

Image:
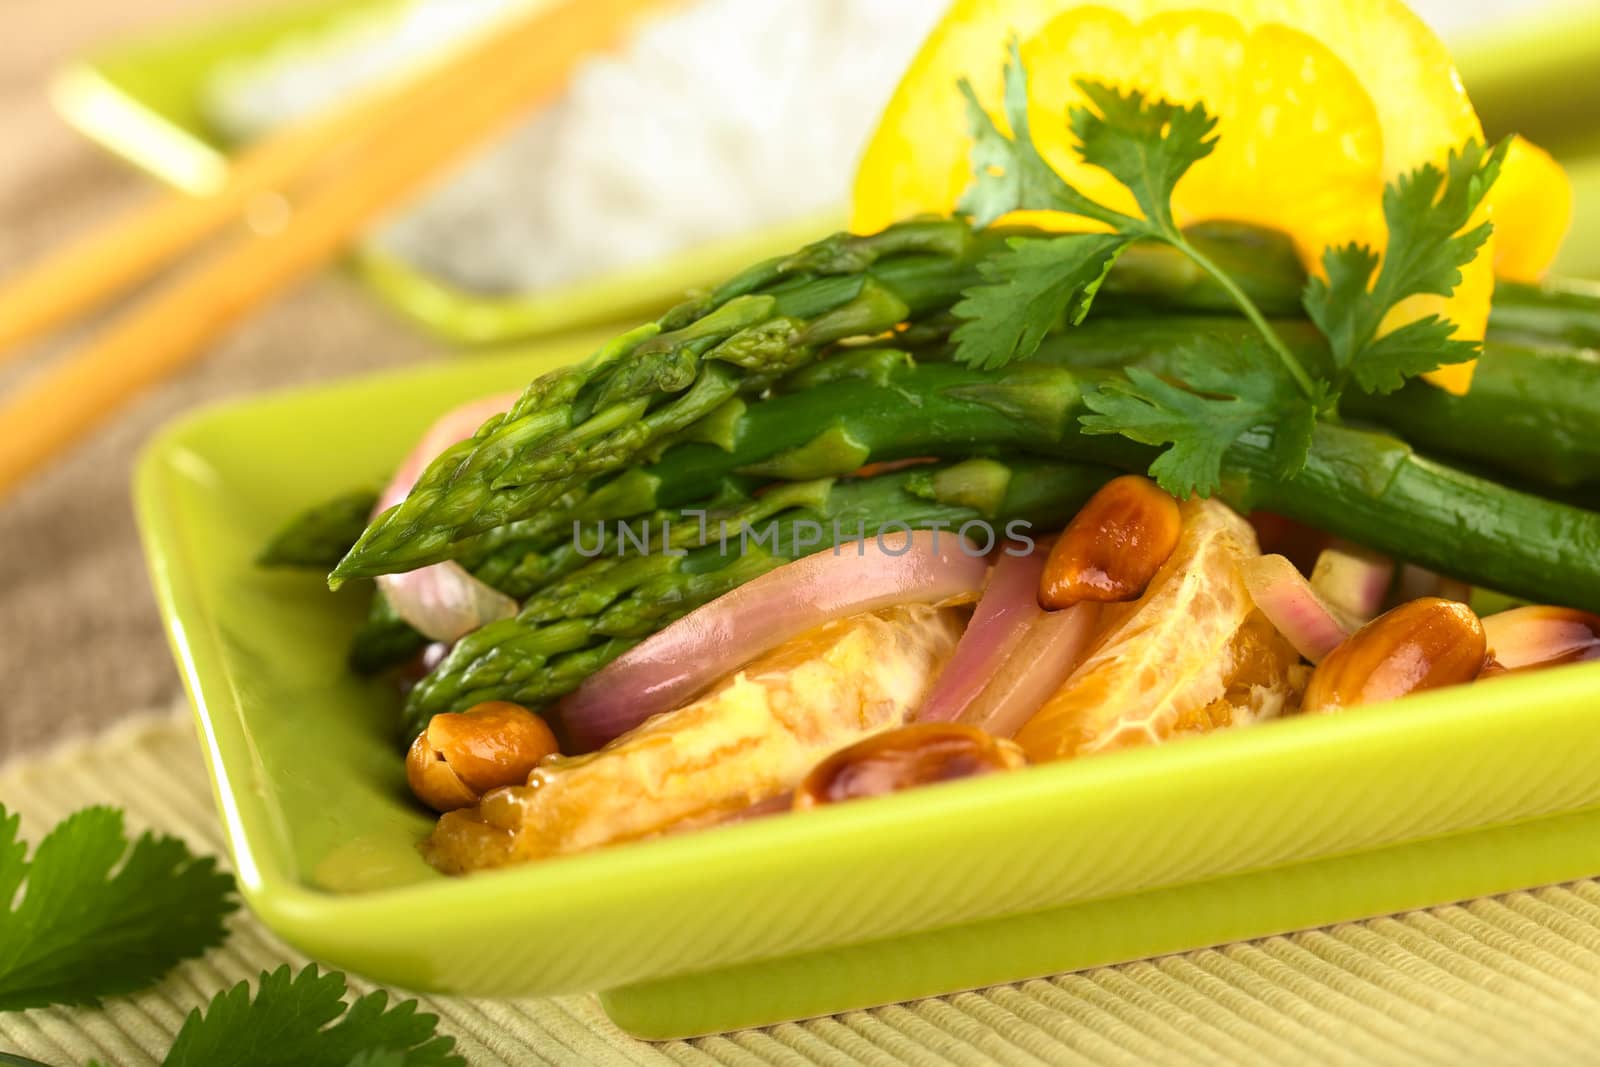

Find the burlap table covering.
[{"left": 0, "top": 0, "right": 439, "bottom": 757}]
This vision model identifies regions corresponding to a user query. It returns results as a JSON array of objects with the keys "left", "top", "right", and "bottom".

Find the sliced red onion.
[
  {"left": 963, "top": 602, "right": 1099, "bottom": 739},
  {"left": 1396, "top": 564, "right": 1473, "bottom": 607},
  {"left": 1240, "top": 554, "right": 1351, "bottom": 663},
  {"left": 376, "top": 391, "right": 521, "bottom": 643},
  {"left": 1309, "top": 542, "right": 1394, "bottom": 625},
  {"left": 558, "top": 531, "right": 990, "bottom": 751},
  {"left": 1483, "top": 605, "right": 1600, "bottom": 671},
  {"left": 917, "top": 547, "right": 1047, "bottom": 724},
  {"left": 383, "top": 560, "right": 519, "bottom": 644}
]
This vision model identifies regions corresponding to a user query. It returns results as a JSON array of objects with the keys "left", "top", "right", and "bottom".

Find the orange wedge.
[
  {"left": 1489, "top": 135, "right": 1573, "bottom": 283},
  {"left": 1013, "top": 498, "right": 1303, "bottom": 762},
  {"left": 855, "top": 0, "right": 1493, "bottom": 394}
]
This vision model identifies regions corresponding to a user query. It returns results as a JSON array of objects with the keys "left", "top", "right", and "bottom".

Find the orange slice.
[
  {"left": 1027, "top": 9, "right": 1383, "bottom": 262},
  {"left": 855, "top": 0, "right": 1492, "bottom": 394},
  {"left": 1013, "top": 497, "right": 1303, "bottom": 762},
  {"left": 1489, "top": 135, "right": 1573, "bottom": 283}
]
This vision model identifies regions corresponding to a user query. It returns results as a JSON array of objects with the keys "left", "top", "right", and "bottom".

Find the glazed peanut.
[
  {"left": 1040, "top": 475, "right": 1181, "bottom": 609},
  {"left": 793, "top": 722, "right": 1025, "bottom": 809},
  {"left": 1482, "top": 605, "right": 1600, "bottom": 673},
  {"left": 406, "top": 701, "right": 559, "bottom": 812},
  {"left": 1302, "top": 598, "right": 1486, "bottom": 713}
]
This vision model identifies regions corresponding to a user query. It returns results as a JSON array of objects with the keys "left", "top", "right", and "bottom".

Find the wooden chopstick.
[
  {"left": 0, "top": 0, "right": 673, "bottom": 498},
  {"left": 0, "top": 1, "right": 573, "bottom": 357}
]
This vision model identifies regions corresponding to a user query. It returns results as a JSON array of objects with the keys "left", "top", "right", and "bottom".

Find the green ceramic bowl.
[
  {"left": 58, "top": 2, "right": 1600, "bottom": 344},
  {"left": 136, "top": 328, "right": 1600, "bottom": 1039}
]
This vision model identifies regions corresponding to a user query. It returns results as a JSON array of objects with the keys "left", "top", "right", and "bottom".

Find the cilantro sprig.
[
  {"left": 952, "top": 41, "right": 1507, "bottom": 497},
  {"left": 1306, "top": 138, "right": 1508, "bottom": 394},
  {"left": 1, "top": 806, "right": 462, "bottom": 1067},
  {"left": 1087, "top": 335, "right": 1324, "bottom": 493},
  {"left": 0, "top": 803, "right": 236, "bottom": 1012},
  {"left": 156, "top": 965, "right": 464, "bottom": 1067}
]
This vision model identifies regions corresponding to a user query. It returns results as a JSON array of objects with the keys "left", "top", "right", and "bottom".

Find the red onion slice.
[
  {"left": 964, "top": 602, "right": 1099, "bottom": 738},
  {"left": 1309, "top": 542, "right": 1394, "bottom": 624},
  {"left": 558, "top": 531, "right": 989, "bottom": 751},
  {"left": 917, "top": 547, "right": 1046, "bottom": 724},
  {"left": 1240, "top": 554, "right": 1351, "bottom": 663},
  {"left": 1483, "top": 605, "right": 1600, "bottom": 671},
  {"left": 1396, "top": 564, "right": 1473, "bottom": 607},
  {"left": 377, "top": 391, "right": 521, "bottom": 643},
  {"left": 912, "top": 540, "right": 1099, "bottom": 737}
]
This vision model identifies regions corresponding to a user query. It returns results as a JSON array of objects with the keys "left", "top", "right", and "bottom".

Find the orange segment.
[
  {"left": 1020, "top": 8, "right": 1382, "bottom": 264},
  {"left": 1489, "top": 135, "right": 1573, "bottom": 283},
  {"left": 854, "top": 0, "right": 1493, "bottom": 395},
  {"left": 1013, "top": 497, "right": 1303, "bottom": 762},
  {"left": 854, "top": 1, "right": 1070, "bottom": 235}
]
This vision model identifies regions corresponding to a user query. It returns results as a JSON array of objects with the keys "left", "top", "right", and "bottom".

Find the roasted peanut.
[
  {"left": 1482, "top": 605, "right": 1600, "bottom": 674},
  {"left": 1040, "top": 475, "right": 1181, "bottom": 609},
  {"left": 793, "top": 722, "right": 1025, "bottom": 809},
  {"left": 1302, "top": 597, "right": 1486, "bottom": 713},
  {"left": 406, "top": 701, "right": 559, "bottom": 812}
]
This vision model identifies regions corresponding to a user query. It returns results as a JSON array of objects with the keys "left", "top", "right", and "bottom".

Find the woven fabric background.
[{"left": 3, "top": 713, "right": 1600, "bottom": 1067}]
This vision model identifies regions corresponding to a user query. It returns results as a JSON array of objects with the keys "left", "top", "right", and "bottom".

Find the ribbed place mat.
[{"left": 4, "top": 715, "right": 1600, "bottom": 1066}]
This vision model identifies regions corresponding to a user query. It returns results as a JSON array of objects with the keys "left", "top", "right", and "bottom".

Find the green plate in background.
[
  {"left": 58, "top": 2, "right": 1600, "bottom": 345},
  {"left": 52, "top": 0, "right": 842, "bottom": 344}
]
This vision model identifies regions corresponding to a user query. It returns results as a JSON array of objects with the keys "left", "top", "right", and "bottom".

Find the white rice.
[{"left": 207, "top": 0, "right": 946, "bottom": 295}]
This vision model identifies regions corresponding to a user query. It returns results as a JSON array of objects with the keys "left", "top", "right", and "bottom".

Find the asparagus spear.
[
  {"left": 327, "top": 214, "right": 1600, "bottom": 590},
  {"left": 1045, "top": 219, "right": 1600, "bottom": 350},
  {"left": 1028, "top": 315, "right": 1600, "bottom": 492},
  {"left": 327, "top": 220, "right": 1367, "bottom": 586},
  {"left": 352, "top": 288, "right": 1600, "bottom": 598},
  {"left": 514, "top": 358, "right": 1600, "bottom": 606},
  {"left": 1343, "top": 340, "right": 1600, "bottom": 491},
  {"left": 1488, "top": 278, "right": 1600, "bottom": 349},
  {"left": 443, "top": 330, "right": 1600, "bottom": 598},
  {"left": 407, "top": 351, "right": 1090, "bottom": 592},
  {"left": 329, "top": 219, "right": 989, "bottom": 584},
  {"left": 399, "top": 456, "right": 1112, "bottom": 738},
  {"left": 402, "top": 353, "right": 1600, "bottom": 733},
  {"left": 331, "top": 303, "right": 1600, "bottom": 679},
  {"left": 258, "top": 489, "right": 379, "bottom": 569},
  {"left": 349, "top": 588, "right": 428, "bottom": 675},
  {"left": 1093, "top": 221, "right": 1306, "bottom": 316}
]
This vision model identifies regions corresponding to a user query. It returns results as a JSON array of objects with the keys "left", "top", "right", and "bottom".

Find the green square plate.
[
  {"left": 137, "top": 326, "right": 1600, "bottom": 1040},
  {"left": 56, "top": 3, "right": 1600, "bottom": 345}
]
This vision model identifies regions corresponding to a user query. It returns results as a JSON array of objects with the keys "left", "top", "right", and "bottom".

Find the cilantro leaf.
[
  {"left": 1304, "top": 138, "right": 1510, "bottom": 393},
  {"left": 956, "top": 40, "right": 1131, "bottom": 228},
  {"left": 1348, "top": 315, "right": 1479, "bottom": 394},
  {"left": 1069, "top": 80, "right": 1218, "bottom": 234},
  {"left": 1080, "top": 335, "right": 1319, "bottom": 497},
  {"left": 951, "top": 234, "right": 1129, "bottom": 369},
  {"left": 163, "top": 965, "right": 463, "bottom": 1067},
  {"left": 0, "top": 804, "right": 236, "bottom": 1012}
]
